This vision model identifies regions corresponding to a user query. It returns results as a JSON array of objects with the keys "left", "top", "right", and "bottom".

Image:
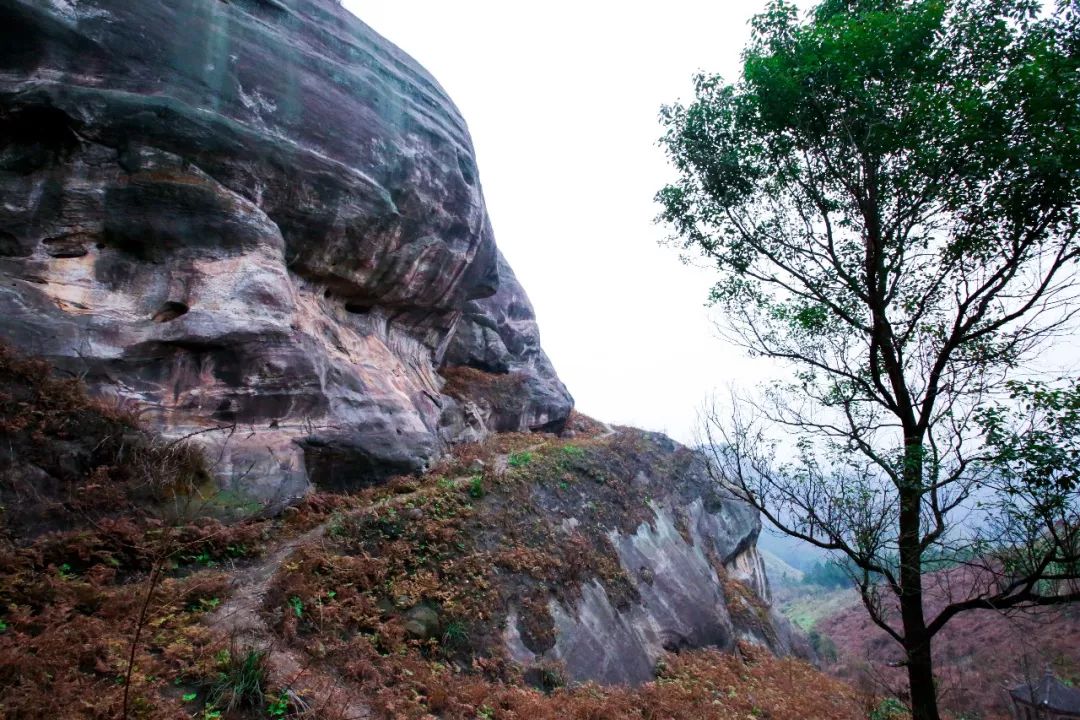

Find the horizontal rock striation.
[{"left": 0, "top": 0, "right": 571, "bottom": 506}]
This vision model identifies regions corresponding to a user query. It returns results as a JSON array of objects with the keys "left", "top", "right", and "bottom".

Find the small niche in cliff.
[
  {"left": 152, "top": 301, "right": 189, "bottom": 323},
  {"left": 0, "top": 231, "right": 31, "bottom": 257},
  {"left": 457, "top": 151, "right": 476, "bottom": 186},
  {"left": 0, "top": 106, "right": 81, "bottom": 173},
  {"left": 344, "top": 301, "right": 374, "bottom": 315},
  {"left": 43, "top": 235, "right": 89, "bottom": 259}
]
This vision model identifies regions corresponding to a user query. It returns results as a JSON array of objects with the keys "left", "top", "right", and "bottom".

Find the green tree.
[{"left": 657, "top": 1, "right": 1080, "bottom": 718}]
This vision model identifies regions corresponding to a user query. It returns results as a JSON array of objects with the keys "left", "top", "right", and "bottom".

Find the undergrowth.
[
  {"left": 0, "top": 344, "right": 289, "bottom": 718},
  {"left": 262, "top": 424, "right": 875, "bottom": 719}
]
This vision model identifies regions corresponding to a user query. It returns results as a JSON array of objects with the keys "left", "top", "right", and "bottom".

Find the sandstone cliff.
[{"left": 0, "top": 0, "right": 571, "bottom": 508}]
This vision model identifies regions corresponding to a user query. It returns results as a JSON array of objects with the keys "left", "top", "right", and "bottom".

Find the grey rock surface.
[
  {"left": 0, "top": 0, "right": 570, "bottom": 507},
  {"left": 442, "top": 251, "right": 573, "bottom": 434},
  {"left": 503, "top": 431, "right": 794, "bottom": 684}
]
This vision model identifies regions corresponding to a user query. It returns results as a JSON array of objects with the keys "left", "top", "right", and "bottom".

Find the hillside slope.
[
  {"left": 800, "top": 567, "right": 1080, "bottom": 720},
  {"left": 0, "top": 347, "right": 865, "bottom": 719}
]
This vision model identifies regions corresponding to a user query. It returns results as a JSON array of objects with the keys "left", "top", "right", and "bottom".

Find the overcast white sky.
[{"left": 343, "top": 1, "right": 798, "bottom": 443}]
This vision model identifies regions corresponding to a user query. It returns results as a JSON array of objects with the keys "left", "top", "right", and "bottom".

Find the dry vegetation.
[
  {"left": 817, "top": 565, "right": 1080, "bottom": 720},
  {"left": 261, "top": 421, "right": 880, "bottom": 719},
  {"left": 0, "top": 346, "right": 881, "bottom": 719},
  {"left": 0, "top": 345, "right": 289, "bottom": 718}
]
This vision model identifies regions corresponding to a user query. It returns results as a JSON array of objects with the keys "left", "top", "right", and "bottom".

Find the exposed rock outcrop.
[
  {"left": 0, "top": 0, "right": 571, "bottom": 507},
  {"left": 495, "top": 430, "right": 802, "bottom": 684},
  {"left": 440, "top": 251, "right": 573, "bottom": 440}
]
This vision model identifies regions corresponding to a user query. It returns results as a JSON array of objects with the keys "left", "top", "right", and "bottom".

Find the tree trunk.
[
  {"left": 904, "top": 631, "right": 939, "bottom": 720},
  {"left": 898, "top": 441, "right": 940, "bottom": 720}
]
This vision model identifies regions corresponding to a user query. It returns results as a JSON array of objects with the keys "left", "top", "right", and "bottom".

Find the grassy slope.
[{"left": 776, "top": 585, "right": 861, "bottom": 634}]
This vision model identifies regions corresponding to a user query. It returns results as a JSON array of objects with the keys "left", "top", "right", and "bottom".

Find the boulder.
[{"left": 441, "top": 252, "right": 573, "bottom": 435}]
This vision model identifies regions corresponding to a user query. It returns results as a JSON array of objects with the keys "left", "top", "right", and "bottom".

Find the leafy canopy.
[
  {"left": 659, "top": 0, "right": 1079, "bottom": 404},
  {"left": 658, "top": 4, "right": 1080, "bottom": 714}
]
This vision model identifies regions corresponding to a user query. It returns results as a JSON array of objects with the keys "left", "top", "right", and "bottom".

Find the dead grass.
[
  {"left": 440, "top": 366, "right": 528, "bottom": 408},
  {"left": 0, "top": 346, "right": 880, "bottom": 719},
  {"left": 0, "top": 344, "right": 210, "bottom": 538}
]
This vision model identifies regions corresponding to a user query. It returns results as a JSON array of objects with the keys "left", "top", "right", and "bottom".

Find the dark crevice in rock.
[
  {"left": 152, "top": 301, "right": 190, "bottom": 323},
  {"left": 0, "top": 106, "right": 82, "bottom": 174},
  {"left": 344, "top": 301, "right": 374, "bottom": 315},
  {"left": 43, "top": 235, "right": 89, "bottom": 259},
  {"left": 223, "top": 0, "right": 291, "bottom": 15},
  {"left": 0, "top": 231, "right": 30, "bottom": 258}
]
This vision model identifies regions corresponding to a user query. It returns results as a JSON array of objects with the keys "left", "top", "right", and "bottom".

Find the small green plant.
[
  {"left": 508, "top": 451, "right": 533, "bottom": 468},
  {"left": 192, "top": 551, "right": 216, "bottom": 567},
  {"left": 442, "top": 620, "right": 469, "bottom": 647},
  {"left": 199, "top": 597, "right": 222, "bottom": 611},
  {"left": 0, "top": 619, "right": 7, "bottom": 633},
  {"left": 478, "top": 706, "right": 495, "bottom": 719},
  {"left": 437, "top": 476, "right": 456, "bottom": 490},
  {"left": 869, "top": 697, "right": 908, "bottom": 720},
  {"left": 266, "top": 692, "right": 289, "bottom": 717},
  {"left": 561, "top": 445, "right": 585, "bottom": 458},
  {"left": 207, "top": 645, "right": 270, "bottom": 712},
  {"left": 288, "top": 596, "right": 304, "bottom": 618},
  {"left": 326, "top": 511, "right": 346, "bottom": 539},
  {"left": 468, "top": 475, "right": 485, "bottom": 499},
  {"left": 182, "top": 692, "right": 198, "bottom": 703},
  {"left": 57, "top": 563, "right": 75, "bottom": 579}
]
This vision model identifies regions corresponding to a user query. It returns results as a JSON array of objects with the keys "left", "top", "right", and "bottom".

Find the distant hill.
[
  {"left": 815, "top": 566, "right": 1080, "bottom": 720},
  {"left": 761, "top": 548, "right": 805, "bottom": 586},
  {"left": 757, "top": 527, "right": 830, "bottom": 572}
]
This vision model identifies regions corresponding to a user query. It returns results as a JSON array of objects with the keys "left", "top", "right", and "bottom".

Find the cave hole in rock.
[
  {"left": 344, "top": 301, "right": 373, "bottom": 315},
  {"left": 0, "top": 231, "right": 25, "bottom": 257},
  {"left": 152, "top": 301, "right": 190, "bottom": 323},
  {"left": 43, "top": 236, "right": 89, "bottom": 258},
  {"left": 0, "top": 106, "right": 82, "bottom": 172},
  {"left": 323, "top": 288, "right": 332, "bottom": 299}
]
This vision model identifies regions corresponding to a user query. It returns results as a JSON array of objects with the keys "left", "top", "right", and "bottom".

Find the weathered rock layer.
[
  {"left": 0, "top": 0, "right": 571, "bottom": 506},
  {"left": 498, "top": 431, "right": 806, "bottom": 684}
]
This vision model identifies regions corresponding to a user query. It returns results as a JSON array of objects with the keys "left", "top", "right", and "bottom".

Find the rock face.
[
  {"left": 440, "top": 251, "right": 573, "bottom": 440},
  {"left": 499, "top": 431, "right": 807, "bottom": 685},
  {"left": 0, "top": 0, "right": 571, "bottom": 506}
]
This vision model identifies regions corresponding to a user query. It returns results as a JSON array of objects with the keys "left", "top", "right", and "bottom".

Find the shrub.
[
  {"left": 468, "top": 475, "right": 485, "bottom": 499},
  {"left": 206, "top": 643, "right": 271, "bottom": 713},
  {"left": 508, "top": 451, "right": 533, "bottom": 468}
]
